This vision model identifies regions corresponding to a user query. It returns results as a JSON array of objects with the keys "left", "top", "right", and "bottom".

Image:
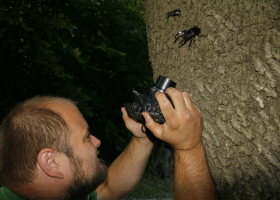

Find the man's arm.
[
  {"left": 96, "top": 108, "right": 153, "bottom": 200},
  {"left": 143, "top": 88, "right": 219, "bottom": 200},
  {"left": 173, "top": 144, "right": 218, "bottom": 199}
]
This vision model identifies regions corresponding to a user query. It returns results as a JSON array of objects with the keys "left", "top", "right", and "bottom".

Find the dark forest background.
[{"left": 0, "top": 0, "right": 153, "bottom": 164}]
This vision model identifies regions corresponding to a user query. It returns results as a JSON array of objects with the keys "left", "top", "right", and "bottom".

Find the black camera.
[
  {"left": 124, "top": 75, "right": 176, "bottom": 179},
  {"left": 124, "top": 76, "right": 176, "bottom": 124}
]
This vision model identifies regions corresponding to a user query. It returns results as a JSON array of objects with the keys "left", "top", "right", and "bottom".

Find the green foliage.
[
  {"left": 124, "top": 176, "right": 174, "bottom": 199},
  {"left": 123, "top": 143, "right": 174, "bottom": 198},
  {"left": 0, "top": 0, "right": 153, "bottom": 162}
]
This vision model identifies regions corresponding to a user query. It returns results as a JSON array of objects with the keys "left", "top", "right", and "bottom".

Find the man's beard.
[{"left": 63, "top": 154, "right": 108, "bottom": 200}]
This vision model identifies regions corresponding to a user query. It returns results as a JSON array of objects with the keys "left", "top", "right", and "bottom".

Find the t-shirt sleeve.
[{"left": 84, "top": 190, "right": 97, "bottom": 200}]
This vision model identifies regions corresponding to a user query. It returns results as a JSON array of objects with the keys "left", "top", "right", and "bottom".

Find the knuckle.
[
  {"left": 168, "top": 119, "right": 180, "bottom": 130},
  {"left": 172, "top": 90, "right": 182, "bottom": 98},
  {"left": 182, "top": 91, "right": 189, "bottom": 97},
  {"left": 155, "top": 92, "right": 164, "bottom": 99},
  {"left": 165, "top": 87, "right": 174, "bottom": 93},
  {"left": 194, "top": 107, "right": 202, "bottom": 118},
  {"left": 182, "top": 112, "right": 191, "bottom": 122},
  {"left": 183, "top": 92, "right": 191, "bottom": 100},
  {"left": 122, "top": 117, "right": 128, "bottom": 124},
  {"left": 145, "top": 122, "right": 151, "bottom": 129},
  {"left": 145, "top": 116, "right": 153, "bottom": 126},
  {"left": 146, "top": 120, "right": 155, "bottom": 130},
  {"left": 160, "top": 100, "right": 171, "bottom": 110},
  {"left": 124, "top": 122, "right": 129, "bottom": 129}
]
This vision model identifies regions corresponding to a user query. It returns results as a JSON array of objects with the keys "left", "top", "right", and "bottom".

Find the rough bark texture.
[{"left": 142, "top": 0, "right": 280, "bottom": 199}]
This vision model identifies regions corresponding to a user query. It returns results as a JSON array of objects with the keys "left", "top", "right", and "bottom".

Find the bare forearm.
[
  {"left": 174, "top": 143, "right": 219, "bottom": 200},
  {"left": 100, "top": 136, "right": 153, "bottom": 199}
]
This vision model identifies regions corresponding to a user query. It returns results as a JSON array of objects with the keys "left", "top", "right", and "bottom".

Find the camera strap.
[{"left": 142, "top": 124, "right": 173, "bottom": 179}]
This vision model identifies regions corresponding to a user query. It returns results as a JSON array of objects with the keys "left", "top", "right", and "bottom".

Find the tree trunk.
[{"left": 142, "top": 0, "right": 280, "bottom": 199}]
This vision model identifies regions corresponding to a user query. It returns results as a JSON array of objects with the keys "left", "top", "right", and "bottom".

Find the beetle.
[
  {"left": 166, "top": 9, "right": 181, "bottom": 18},
  {"left": 174, "top": 26, "right": 201, "bottom": 48}
]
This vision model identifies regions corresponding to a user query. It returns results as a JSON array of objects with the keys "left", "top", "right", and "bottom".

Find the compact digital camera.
[{"left": 124, "top": 76, "right": 176, "bottom": 124}]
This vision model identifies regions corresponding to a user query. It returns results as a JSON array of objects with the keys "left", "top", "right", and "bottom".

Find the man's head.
[
  {"left": 47, "top": 99, "right": 108, "bottom": 199},
  {"left": 0, "top": 96, "right": 107, "bottom": 199}
]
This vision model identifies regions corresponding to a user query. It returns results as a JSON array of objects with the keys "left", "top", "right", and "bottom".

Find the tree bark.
[{"left": 142, "top": 0, "right": 280, "bottom": 199}]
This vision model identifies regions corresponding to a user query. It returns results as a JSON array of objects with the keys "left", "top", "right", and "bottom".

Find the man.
[{"left": 0, "top": 88, "right": 219, "bottom": 199}]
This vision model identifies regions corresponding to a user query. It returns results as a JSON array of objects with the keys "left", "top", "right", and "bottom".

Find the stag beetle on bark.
[
  {"left": 166, "top": 9, "right": 181, "bottom": 18},
  {"left": 174, "top": 26, "right": 201, "bottom": 48}
]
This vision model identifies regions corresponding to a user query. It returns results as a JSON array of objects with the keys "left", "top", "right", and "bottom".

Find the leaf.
[{"left": 71, "top": 48, "right": 81, "bottom": 58}]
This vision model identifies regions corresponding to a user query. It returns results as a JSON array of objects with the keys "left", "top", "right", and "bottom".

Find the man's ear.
[{"left": 37, "top": 148, "right": 64, "bottom": 179}]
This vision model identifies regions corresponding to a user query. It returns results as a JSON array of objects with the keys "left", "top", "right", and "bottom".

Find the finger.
[
  {"left": 191, "top": 101, "right": 202, "bottom": 119},
  {"left": 142, "top": 112, "right": 163, "bottom": 140},
  {"left": 121, "top": 107, "right": 132, "bottom": 123},
  {"left": 155, "top": 91, "right": 177, "bottom": 121},
  {"left": 165, "top": 88, "right": 188, "bottom": 115},
  {"left": 182, "top": 92, "right": 195, "bottom": 111},
  {"left": 192, "top": 101, "right": 200, "bottom": 112},
  {"left": 121, "top": 107, "right": 128, "bottom": 118}
]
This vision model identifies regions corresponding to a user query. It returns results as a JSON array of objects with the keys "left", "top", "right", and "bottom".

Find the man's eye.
[{"left": 86, "top": 133, "right": 91, "bottom": 138}]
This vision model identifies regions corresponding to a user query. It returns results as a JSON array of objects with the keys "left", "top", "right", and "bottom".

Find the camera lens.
[{"left": 155, "top": 76, "right": 176, "bottom": 92}]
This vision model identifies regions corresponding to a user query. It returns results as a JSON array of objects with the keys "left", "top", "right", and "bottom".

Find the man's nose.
[{"left": 91, "top": 135, "right": 101, "bottom": 148}]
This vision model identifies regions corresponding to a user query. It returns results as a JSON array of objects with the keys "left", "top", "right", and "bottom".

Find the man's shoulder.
[
  {"left": 0, "top": 186, "right": 27, "bottom": 200},
  {"left": 0, "top": 186, "right": 97, "bottom": 200}
]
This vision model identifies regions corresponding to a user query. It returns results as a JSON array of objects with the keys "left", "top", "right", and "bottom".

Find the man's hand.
[
  {"left": 121, "top": 107, "right": 150, "bottom": 141},
  {"left": 143, "top": 87, "right": 219, "bottom": 200},
  {"left": 142, "top": 88, "right": 203, "bottom": 150}
]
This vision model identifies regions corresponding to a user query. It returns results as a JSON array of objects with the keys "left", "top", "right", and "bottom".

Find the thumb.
[
  {"left": 142, "top": 112, "right": 163, "bottom": 139},
  {"left": 121, "top": 107, "right": 128, "bottom": 120}
]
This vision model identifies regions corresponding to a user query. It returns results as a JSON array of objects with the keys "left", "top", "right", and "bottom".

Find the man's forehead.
[
  {"left": 48, "top": 102, "right": 83, "bottom": 122},
  {"left": 47, "top": 101, "right": 88, "bottom": 135},
  {"left": 47, "top": 101, "right": 76, "bottom": 113},
  {"left": 46, "top": 99, "right": 76, "bottom": 108}
]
